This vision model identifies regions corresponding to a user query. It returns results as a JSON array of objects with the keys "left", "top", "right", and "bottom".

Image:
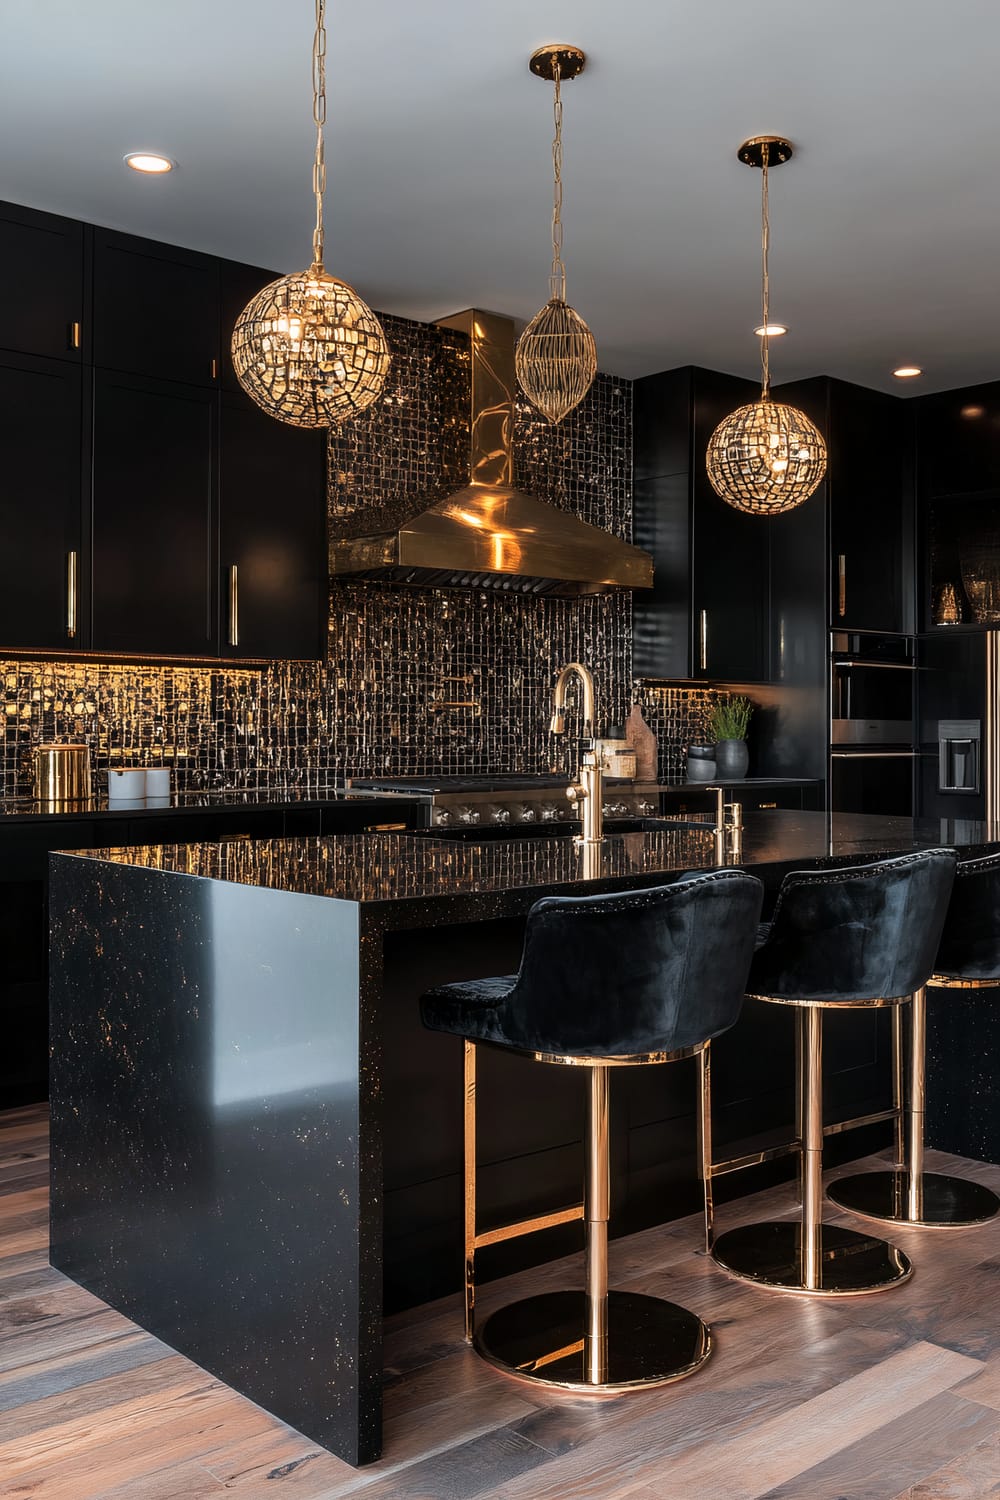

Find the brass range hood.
[{"left": 329, "top": 309, "right": 653, "bottom": 597}]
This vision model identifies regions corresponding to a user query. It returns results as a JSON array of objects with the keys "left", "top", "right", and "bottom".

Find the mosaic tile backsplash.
[{"left": 0, "top": 309, "right": 723, "bottom": 797}]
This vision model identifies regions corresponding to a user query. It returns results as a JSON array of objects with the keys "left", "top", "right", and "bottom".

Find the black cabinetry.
[
  {"left": 93, "top": 228, "right": 220, "bottom": 387},
  {"left": 92, "top": 371, "right": 216, "bottom": 655},
  {"left": 0, "top": 198, "right": 327, "bottom": 660},
  {"left": 0, "top": 353, "right": 87, "bottom": 650},
  {"left": 0, "top": 201, "right": 86, "bottom": 363},
  {"left": 219, "top": 393, "right": 326, "bottom": 659},
  {"left": 634, "top": 366, "right": 768, "bottom": 681},
  {"left": 633, "top": 365, "right": 827, "bottom": 688},
  {"left": 774, "top": 376, "right": 913, "bottom": 634},
  {"left": 917, "top": 380, "right": 1000, "bottom": 631}
]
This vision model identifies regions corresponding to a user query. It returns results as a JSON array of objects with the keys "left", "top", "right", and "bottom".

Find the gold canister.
[{"left": 33, "top": 743, "right": 93, "bottom": 807}]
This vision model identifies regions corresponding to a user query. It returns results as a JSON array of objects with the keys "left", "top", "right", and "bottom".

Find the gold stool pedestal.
[
  {"left": 827, "top": 1170, "right": 1000, "bottom": 1227},
  {"left": 712, "top": 1221, "right": 912, "bottom": 1295},
  {"left": 829, "top": 985, "right": 1000, "bottom": 1227},
  {"left": 475, "top": 1289, "right": 711, "bottom": 1392}
]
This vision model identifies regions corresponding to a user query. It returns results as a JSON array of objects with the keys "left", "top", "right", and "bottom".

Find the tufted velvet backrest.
[
  {"left": 749, "top": 848, "right": 957, "bottom": 1003},
  {"left": 501, "top": 869, "right": 764, "bottom": 1057},
  {"left": 934, "top": 850, "right": 1000, "bottom": 982}
]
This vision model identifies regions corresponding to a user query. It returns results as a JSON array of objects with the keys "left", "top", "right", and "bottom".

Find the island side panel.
[{"left": 48, "top": 855, "right": 383, "bottom": 1467}]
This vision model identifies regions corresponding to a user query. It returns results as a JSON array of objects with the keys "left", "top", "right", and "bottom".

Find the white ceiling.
[{"left": 1, "top": 0, "right": 998, "bottom": 394}]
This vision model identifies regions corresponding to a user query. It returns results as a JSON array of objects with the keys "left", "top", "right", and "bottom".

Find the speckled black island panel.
[{"left": 48, "top": 857, "right": 378, "bottom": 1464}]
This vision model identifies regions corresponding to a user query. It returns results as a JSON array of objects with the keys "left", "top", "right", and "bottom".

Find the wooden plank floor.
[{"left": 4, "top": 1105, "right": 1000, "bottom": 1500}]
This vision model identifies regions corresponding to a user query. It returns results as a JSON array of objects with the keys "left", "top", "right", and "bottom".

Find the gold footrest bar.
[
  {"left": 823, "top": 1106, "right": 898, "bottom": 1138},
  {"left": 474, "top": 1203, "right": 584, "bottom": 1250},
  {"left": 709, "top": 1139, "right": 802, "bottom": 1178},
  {"left": 708, "top": 1108, "right": 900, "bottom": 1181}
]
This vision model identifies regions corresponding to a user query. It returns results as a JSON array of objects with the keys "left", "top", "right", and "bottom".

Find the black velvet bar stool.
[
  {"left": 710, "top": 848, "right": 957, "bottom": 1296},
  {"left": 829, "top": 850, "right": 1000, "bottom": 1227},
  {"left": 419, "top": 870, "right": 764, "bottom": 1393}
]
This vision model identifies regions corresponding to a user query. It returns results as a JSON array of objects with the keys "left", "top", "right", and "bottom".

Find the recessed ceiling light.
[
  {"left": 124, "top": 152, "right": 176, "bottom": 174},
  {"left": 892, "top": 365, "right": 922, "bottom": 379},
  {"left": 754, "top": 323, "right": 787, "bottom": 337}
]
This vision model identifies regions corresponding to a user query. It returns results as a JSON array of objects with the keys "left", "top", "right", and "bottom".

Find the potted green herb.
[{"left": 708, "top": 696, "right": 753, "bottom": 780}]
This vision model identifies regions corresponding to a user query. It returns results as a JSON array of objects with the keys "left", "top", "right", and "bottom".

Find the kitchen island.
[{"left": 47, "top": 811, "right": 999, "bottom": 1465}]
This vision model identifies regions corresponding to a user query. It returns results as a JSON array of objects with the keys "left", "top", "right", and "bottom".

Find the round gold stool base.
[
  {"left": 828, "top": 1170, "right": 1000, "bottom": 1227},
  {"left": 474, "top": 1289, "right": 711, "bottom": 1393},
  {"left": 712, "top": 1221, "right": 912, "bottom": 1295}
]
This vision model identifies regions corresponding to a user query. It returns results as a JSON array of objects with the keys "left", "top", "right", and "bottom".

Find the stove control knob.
[
  {"left": 603, "top": 801, "right": 629, "bottom": 818},
  {"left": 434, "top": 808, "right": 452, "bottom": 826},
  {"left": 540, "top": 803, "right": 559, "bottom": 822},
  {"left": 518, "top": 804, "right": 537, "bottom": 823},
  {"left": 638, "top": 800, "right": 656, "bottom": 817},
  {"left": 490, "top": 805, "right": 511, "bottom": 824},
  {"left": 458, "top": 805, "right": 481, "bottom": 825}
]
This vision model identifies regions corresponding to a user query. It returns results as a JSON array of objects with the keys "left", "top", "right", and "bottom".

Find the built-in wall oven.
[{"left": 829, "top": 631, "right": 917, "bottom": 816}]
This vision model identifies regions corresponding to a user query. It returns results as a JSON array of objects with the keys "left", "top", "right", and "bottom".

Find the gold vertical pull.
[
  {"left": 68, "top": 321, "right": 81, "bottom": 350},
  {"left": 228, "top": 563, "right": 239, "bottom": 647},
  {"left": 211, "top": 357, "right": 218, "bottom": 379},
  {"left": 838, "top": 554, "right": 846, "bottom": 617},
  {"left": 699, "top": 609, "right": 708, "bottom": 671},
  {"left": 66, "top": 550, "right": 78, "bottom": 638}
]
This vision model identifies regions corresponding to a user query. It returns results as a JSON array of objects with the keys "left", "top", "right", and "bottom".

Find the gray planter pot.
[{"left": 714, "top": 738, "right": 749, "bottom": 779}]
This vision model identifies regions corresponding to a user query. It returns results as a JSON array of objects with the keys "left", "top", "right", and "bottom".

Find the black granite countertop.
[
  {"left": 0, "top": 786, "right": 416, "bottom": 822},
  {"left": 56, "top": 811, "right": 1000, "bottom": 926}
]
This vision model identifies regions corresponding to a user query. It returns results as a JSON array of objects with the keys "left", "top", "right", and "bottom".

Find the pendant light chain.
[
  {"left": 549, "top": 60, "right": 566, "bottom": 303},
  {"left": 311, "top": 0, "right": 327, "bottom": 269},
  {"left": 760, "top": 140, "right": 770, "bottom": 399}
]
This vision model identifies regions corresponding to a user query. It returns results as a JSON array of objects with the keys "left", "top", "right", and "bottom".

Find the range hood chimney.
[{"left": 329, "top": 309, "right": 653, "bottom": 597}]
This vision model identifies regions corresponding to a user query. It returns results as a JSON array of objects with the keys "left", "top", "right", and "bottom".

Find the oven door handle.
[{"left": 830, "top": 751, "right": 918, "bottom": 759}]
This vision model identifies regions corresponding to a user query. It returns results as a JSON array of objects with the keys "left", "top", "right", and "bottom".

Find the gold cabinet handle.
[
  {"left": 228, "top": 564, "right": 239, "bottom": 647},
  {"left": 699, "top": 609, "right": 708, "bottom": 672},
  {"left": 66, "top": 550, "right": 78, "bottom": 638},
  {"left": 838, "top": 554, "right": 846, "bottom": 618},
  {"left": 211, "top": 357, "right": 218, "bottom": 379},
  {"left": 68, "top": 321, "right": 81, "bottom": 351}
]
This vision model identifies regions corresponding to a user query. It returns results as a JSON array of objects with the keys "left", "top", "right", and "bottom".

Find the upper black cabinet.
[
  {"left": 774, "top": 376, "right": 913, "bottom": 635},
  {"left": 93, "top": 228, "right": 220, "bottom": 388},
  {"left": 0, "top": 353, "right": 87, "bottom": 650},
  {"left": 917, "top": 381, "right": 1000, "bottom": 499},
  {"left": 92, "top": 371, "right": 216, "bottom": 656},
  {"left": 219, "top": 260, "right": 275, "bottom": 393},
  {"left": 0, "top": 202, "right": 85, "bottom": 363},
  {"left": 633, "top": 365, "right": 770, "bottom": 682},
  {"left": 219, "top": 392, "right": 326, "bottom": 659}
]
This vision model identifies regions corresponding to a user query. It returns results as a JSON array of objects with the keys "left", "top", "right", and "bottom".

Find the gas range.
[{"left": 347, "top": 774, "right": 663, "bottom": 830}]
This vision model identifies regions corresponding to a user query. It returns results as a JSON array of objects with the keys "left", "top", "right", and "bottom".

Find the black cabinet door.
[
  {"left": 219, "top": 392, "right": 326, "bottom": 659},
  {"left": 0, "top": 200, "right": 85, "bottom": 363},
  {"left": 917, "top": 381, "right": 1000, "bottom": 499},
  {"left": 219, "top": 259, "right": 277, "bottom": 394},
  {"left": 93, "top": 229, "right": 219, "bottom": 387},
  {"left": 0, "top": 353, "right": 86, "bottom": 650},
  {"left": 691, "top": 370, "right": 769, "bottom": 681},
  {"left": 828, "top": 381, "right": 911, "bottom": 633},
  {"left": 92, "top": 371, "right": 215, "bottom": 655}
]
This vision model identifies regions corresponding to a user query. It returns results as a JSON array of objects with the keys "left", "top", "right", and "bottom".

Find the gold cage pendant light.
[
  {"left": 706, "top": 137, "right": 826, "bottom": 515},
  {"left": 515, "top": 45, "right": 597, "bottom": 425},
  {"left": 231, "top": 0, "right": 390, "bottom": 428}
]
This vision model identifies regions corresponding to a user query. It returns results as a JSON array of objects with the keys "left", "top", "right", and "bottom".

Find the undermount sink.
[{"left": 406, "top": 817, "right": 708, "bottom": 842}]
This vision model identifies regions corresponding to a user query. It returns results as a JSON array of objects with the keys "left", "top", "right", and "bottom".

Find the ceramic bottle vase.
[{"left": 714, "top": 738, "right": 749, "bottom": 779}]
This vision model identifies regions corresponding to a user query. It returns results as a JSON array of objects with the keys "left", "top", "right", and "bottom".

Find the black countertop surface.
[
  {"left": 0, "top": 786, "right": 407, "bottom": 822},
  {"left": 57, "top": 811, "right": 1000, "bottom": 924}
]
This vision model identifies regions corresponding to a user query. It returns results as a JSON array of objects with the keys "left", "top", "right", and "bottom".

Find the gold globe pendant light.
[
  {"left": 706, "top": 137, "right": 827, "bottom": 514},
  {"left": 516, "top": 45, "right": 597, "bottom": 424},
  {"left": 232, "top": 0, "right": 390, "bottom": 428}
]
